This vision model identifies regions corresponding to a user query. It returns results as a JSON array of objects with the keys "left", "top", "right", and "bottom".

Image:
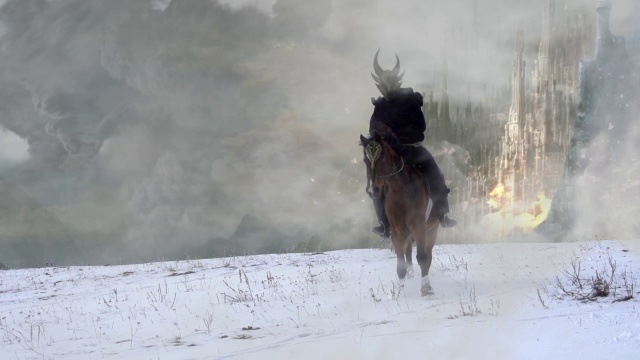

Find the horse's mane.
[{"left": 380, "top": 131, "right": 406, "bottom": 156}]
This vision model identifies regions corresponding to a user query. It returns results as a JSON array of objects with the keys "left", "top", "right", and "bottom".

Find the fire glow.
[{"left": 482, "top": 184, "right": 552, "bottom": 236}]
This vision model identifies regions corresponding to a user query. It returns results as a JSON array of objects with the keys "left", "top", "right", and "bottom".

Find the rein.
[{"left": 376, "top": 156, "right": 405, "bottom": 178}]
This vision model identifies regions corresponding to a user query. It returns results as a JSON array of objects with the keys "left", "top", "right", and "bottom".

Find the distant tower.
[
  {"left": 507, "top": 28, "right": 526, "bottom": 142},
  {"left": 439, "top": 57, "right": 453, "bottom": 142},
  {"left": 465, "top": 84, "right": 473, "bottom": 123},
  {"left": 531, "top": 0, "right": 557, "bottom": 118},
  {"left": 496, "top": 28, "right": 528, "bottom": 204},
  {"left": 440, "top": 58, "right": 450, "bottom": 123},
  {"left": 533, "top": 0, "right": 556, "bottom": 95},
  {"left": 595, "top": 0, "right": 613, "bottom": 60}
]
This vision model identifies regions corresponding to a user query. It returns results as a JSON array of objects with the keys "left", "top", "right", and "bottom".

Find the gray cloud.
[{"left": 0, "top": 0, "right": 636, "bottom": 267}]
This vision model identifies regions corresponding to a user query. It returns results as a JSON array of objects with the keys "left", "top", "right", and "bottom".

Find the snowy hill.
[{"left": 1, "top": 240, "right": 639, "bottom": 359}]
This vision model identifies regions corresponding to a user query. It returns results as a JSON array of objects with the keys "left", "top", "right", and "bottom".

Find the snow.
[{"left": 1, "top": 240, "right": 639, "bottom": 359}]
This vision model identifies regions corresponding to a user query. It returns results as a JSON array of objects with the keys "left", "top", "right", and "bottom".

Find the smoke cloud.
[{"left": 0, "top": 0, "right": 637, "bottom": 267}]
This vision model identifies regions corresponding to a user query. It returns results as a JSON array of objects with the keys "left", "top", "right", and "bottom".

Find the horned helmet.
[{"left": 371, "top": 49, "right": 405, "bottom": 99}]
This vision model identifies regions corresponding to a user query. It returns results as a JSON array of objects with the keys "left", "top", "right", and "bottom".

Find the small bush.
[{"left": 555, "top": 253, "right": 636, "bottom": 303}]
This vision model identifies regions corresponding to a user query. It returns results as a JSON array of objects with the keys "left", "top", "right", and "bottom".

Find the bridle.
[
  {"left": 364, "top": 140, "right": 405, "bottom": 179},
  {"left": 376, "top": 156, "right": 405, "bottom": 179}
]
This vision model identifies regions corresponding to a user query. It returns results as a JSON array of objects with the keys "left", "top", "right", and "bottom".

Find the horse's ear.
[{"left": 359, "top": 134, "right": 369, "bottom": 147}]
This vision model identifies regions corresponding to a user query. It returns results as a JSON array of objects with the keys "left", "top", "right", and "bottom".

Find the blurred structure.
[{"left": 421, "top": 0, "right": 595, "bottom": 240}]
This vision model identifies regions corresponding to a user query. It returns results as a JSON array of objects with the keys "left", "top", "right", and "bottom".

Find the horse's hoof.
[
  {"left": 421, "top": 286, "right": 434, "bottom": 296},
  {"left": 406, "top": 266, "right": 414, "bottom": 279},
  {"left": 397, "top": 265, "right": 407, "bottom": 280},
  {"left": 421, "top": 277, "right": 433, "bottom": 296}
]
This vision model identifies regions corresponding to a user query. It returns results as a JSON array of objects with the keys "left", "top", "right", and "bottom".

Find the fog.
[{"left": 0, "top": 0, "right": 638, "bottom": 267}]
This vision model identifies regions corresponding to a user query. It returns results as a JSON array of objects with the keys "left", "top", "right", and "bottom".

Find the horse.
[{"left": 360, "top": 130, "right": 440, "bottom": 296}]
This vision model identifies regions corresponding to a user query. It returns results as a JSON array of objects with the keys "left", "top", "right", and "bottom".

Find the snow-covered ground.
[{"left": 1, "top": 240, "right": 639, "bottom": 359}]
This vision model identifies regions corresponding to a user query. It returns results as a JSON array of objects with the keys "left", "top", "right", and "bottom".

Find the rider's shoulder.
[
  {"left": 371, "top": 88, "right": 422, "bottom": 105},
  {"left": 397, "top": 88, "right": 423, "bottom": 102},
  {"left": 397, "top": 87, "right": 415, "bottom": 95}
]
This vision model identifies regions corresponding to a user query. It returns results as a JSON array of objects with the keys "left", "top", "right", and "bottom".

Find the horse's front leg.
[
  {"left": 395, "top": 251, "right": 407, "bottom": 280},
  {"left": 404, "top": 240, "right": 414, "bottom": 279},
  {"left": 391, "top": 227, "right": 411, "bottom": 280}
]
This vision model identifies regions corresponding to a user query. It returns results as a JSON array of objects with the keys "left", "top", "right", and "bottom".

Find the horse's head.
[{"left": 360, "top": 131, "right": 404, "bottom": 198}]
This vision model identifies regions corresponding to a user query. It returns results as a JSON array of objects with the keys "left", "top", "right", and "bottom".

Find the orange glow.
[
  {"left": 486, "top": 183, "right": 510, "bottom": 210},
  {"left": 489, "top": 183, "right": 505, "bottom": 197},
  {"left": 482, "top": 187, "right": 552, "bottom": 237}
]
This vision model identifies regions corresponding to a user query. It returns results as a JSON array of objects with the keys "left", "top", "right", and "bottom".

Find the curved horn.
[
  {"left": 373, "top": 49, "right": 384, "bottom": 76},
  {"left": 371, "top": 72, "right": 380, "bottom": 83},
  {"left": 397, "top": 70, "right": 405, "bottom": 81},
  {"left": 392, "top": 54, "right": 400, "bottom": 76}
]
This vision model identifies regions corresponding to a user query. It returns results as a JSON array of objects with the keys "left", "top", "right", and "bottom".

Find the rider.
[{"left": 368, "top": 49, "right": 457, "bottom": 237}]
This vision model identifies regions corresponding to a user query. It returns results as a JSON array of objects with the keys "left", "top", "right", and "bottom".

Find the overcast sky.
[{"left": 0, "top": 0, "right": 638, "bottom": 266}]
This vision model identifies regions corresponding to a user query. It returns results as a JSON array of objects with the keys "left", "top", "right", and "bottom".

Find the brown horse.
[{"left": 360, "top": 131, "right": 439, "bottom": 296}]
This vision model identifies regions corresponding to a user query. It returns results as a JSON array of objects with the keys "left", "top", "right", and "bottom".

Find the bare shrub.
[
  {"left": 449, "top": 285, "right": 482, "bottom": 318},
  {"left": 220, "top": 269, "right": 264, "bottom": 305},
  {"left": 555, "top": 253, "right": 636, "bottom": 303}
]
